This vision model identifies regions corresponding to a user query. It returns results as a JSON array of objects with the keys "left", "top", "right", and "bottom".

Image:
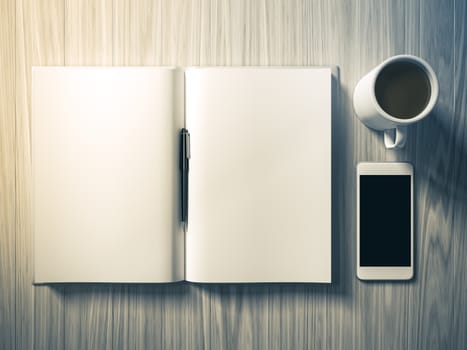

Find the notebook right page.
[{"left": 185, "top": 68, "right": 332, "bottom": 283}]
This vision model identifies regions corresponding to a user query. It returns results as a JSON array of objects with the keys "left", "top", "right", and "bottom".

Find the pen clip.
[
  {"left": 180, "top": 128, "right": 190, "bottom": 168},
  {"left": 184, "top": 131, "right": 190, "bottom": 160}
]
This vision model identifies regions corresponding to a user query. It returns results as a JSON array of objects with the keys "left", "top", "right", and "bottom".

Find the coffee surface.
[{"left": 375, "top": 61, "right": 431, "bottom": 119}]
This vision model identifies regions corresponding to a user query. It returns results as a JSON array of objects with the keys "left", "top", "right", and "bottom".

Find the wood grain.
[
  {"left": 452, "top": 2, "right": 467, "bottom": 349},
  {"left": 2, "top": 0, "right": 467, "bottom": 349},
  {"left": 28, "top": 2, "right": 66, "bottom": 348},
  {"left": 411, "top": 0, "right": 457, "bottom": 349},
  {"left": 317, "top": 2, "right": 356, "bottom": 349},
  {"left": 211, "top": 285, "right": 268, "bottom": 350},
  {"left": 268, "top": 285, "right": 308, "bottom": 349},
  {"left": 0, "top": 1, "right": 16, "bottom": 349},
  {"left": 207, "top": 2, "right": 271, "bottom": 348},
  {"left": 65, "top": 0, "right": 112, "bottom": 65},
  {"left": 63, "top": 1, "right": 114, "bottom": 349},
  {"left": 15, "top": 0, "right": 65, "bottom": 349},
  {"left": 110, "top": 2, "right": 211, "bottom": 348},
  {"left": 64, "top": 286, "right": 112, "bottom": 350},
  {"left": 33, "top": 286, "right": 64, "bottom": 350},
  {"left": 355, "top": 2, "right": 420, "bottom": 350}
]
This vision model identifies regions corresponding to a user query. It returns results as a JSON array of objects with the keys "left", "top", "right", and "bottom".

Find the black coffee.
[{"left": 375, "top": 61, "right": 431, "bottom": 119}]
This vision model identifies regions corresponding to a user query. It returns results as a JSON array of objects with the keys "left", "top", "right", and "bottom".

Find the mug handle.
[{"left": 384, "top": 126, "right": 407, "bottom": 149}]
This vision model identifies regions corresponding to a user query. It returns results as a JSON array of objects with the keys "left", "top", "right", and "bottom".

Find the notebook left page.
[{"left": 33, "top": 67, "right": 184, "bottom": 283}]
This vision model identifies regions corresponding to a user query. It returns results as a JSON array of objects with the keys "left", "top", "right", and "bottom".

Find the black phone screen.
[{"left": 359, "top": 175, "right": 411, "bottom": 266}]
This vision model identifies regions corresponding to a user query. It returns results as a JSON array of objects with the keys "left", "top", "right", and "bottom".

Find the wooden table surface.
[{"left": 1, "top": 0, "right": 466, "bottom": 349}]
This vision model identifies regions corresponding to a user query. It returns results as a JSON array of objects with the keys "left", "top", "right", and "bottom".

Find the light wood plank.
[
  {"left": 321, "top": 1, "right": 362, "bottom": 349},
  {"left": 304, "top": 2, "right": 357, "bottom": 349},
  {"left": 64, "top": 286, "right": 112, "bottom": 350},
  {"left": 306, "top": 287, "right": 329, "bottom": 349},
  {"left": 160, "top": 0, "right": 196, "bottom": 65},
  {"left": 265, "top": 1, "right": 329, "bottom": 346},
  {"left": 111, "top": 1, "right": 157, "bottom": 348},
  {"left": 126, "top": 285, "right": 164, "bottom": 349},
  {"left": 161, "top": 284, "right": 210, "bottom": 349},
  {"left": 410, "top": 0, "right": 456, "bottom": 349},
  {"left": 29, "top": 2, "right": 66, "bottom": 348},
  {"left": 113, "top": 284, "right": 210, "bottom": 350},
  {"left": 111, "top": 2, "right": 210, "bottom": 348},
  {"left": 15, "top": 0, "right": 65, "bottom": 349},
  {"left": 34, "top": 286, "right": 64, "bottom": 350},
  {"left": 339, "top": 2, "right": 423, "bottom": 349},
  {"left": 377, "top": 5, "right": 420, "bottom": 348},
  {"left": 378, "top": 1, "right": 420, "bottom": 349},
  {"left": 0, "top": 0, "right": 16, "bottom": 349},
  {"left": 63, "top": 1, "right": 114, "bottom": 349},
  {"left": 206, "top": 2, "right": 270, "bottom": 348},
  {"left": 211, "top": 285, "right": 268, "bottom": 350},
  {"left": 319, "top": 1, "right": 421, "bottom": 349},
  {"left": 65, "top": 0, "right": 113, "bottom": 65},
  {"left": 112, "top": 0, "right": 130, "bottom": 65},
  {"left": 451, "top": 0, "right": 467, "bottom": 348},
  {"left": 268, "top": 285, "right": 309, "bottom": 350},
  {"left": 14, "top": 1, "right": 32, "bottom": 348}
]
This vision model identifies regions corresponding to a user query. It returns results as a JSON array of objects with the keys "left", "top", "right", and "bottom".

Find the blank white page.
[
  {"left": 33, "top": 67, "right": 184, "bottom": 283},
  {"left": 185, "top": 68, "right": 332, "bottom": 283}
]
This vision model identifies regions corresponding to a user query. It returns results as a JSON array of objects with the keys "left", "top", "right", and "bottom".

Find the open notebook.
[{"left": 33, "top": 67, "right": 332, "bottom": 283}]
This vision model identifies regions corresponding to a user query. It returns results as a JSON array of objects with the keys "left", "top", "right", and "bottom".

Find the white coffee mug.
[{"left": 353, "top": 55, "right": 439, "bottom": 149}]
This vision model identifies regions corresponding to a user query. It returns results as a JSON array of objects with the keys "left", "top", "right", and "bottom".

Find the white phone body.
[{"left": 357, "top": 162, "right": 414, "bottom": 280}]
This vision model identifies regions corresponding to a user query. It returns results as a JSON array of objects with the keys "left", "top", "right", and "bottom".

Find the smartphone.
[{"left": 357, "top": 162, "right": 414, "bottom": 280}]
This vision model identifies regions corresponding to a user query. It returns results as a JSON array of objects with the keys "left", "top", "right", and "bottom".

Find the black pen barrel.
[{"left": 180, "top": 128, "right": 190, "bottom": 224}]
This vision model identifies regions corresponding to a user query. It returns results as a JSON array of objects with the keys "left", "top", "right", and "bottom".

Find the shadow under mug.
[{"left": 353, "top": 55, "right": 439, "bottom": 149}]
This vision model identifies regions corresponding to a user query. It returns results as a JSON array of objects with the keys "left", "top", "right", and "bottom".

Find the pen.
[{"left": 180, "top": 128, "right": 190, "bottom": 231}]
